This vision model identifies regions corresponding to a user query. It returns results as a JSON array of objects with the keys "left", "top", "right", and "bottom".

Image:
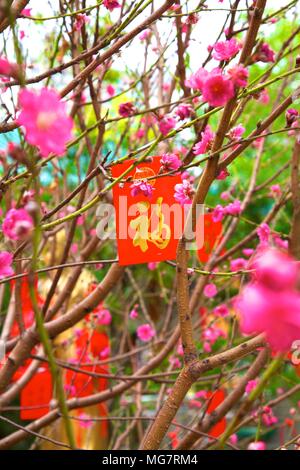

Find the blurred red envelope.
[{"left": 111, "top": 157, "right": 184, "bottom": 266}]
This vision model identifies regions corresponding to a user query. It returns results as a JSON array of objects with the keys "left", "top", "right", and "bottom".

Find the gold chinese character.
[{"left": 129, "top": 197, "right": 171, "bottom": 252}]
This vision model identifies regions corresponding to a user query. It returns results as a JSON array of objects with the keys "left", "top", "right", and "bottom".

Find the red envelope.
[
  {"left": 20, "top": 366, "right": 52, "bottom": 420},
  {"left": 111, "top": 157, "right": 184, "bottom": 266},
  {"left": 206, "top": 389, "right": 226, "bottom": 437},
  {"left": 197, "top": 214, "right": 223, "bottom": 263}
]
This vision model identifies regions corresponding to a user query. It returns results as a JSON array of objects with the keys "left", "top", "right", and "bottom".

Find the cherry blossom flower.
[
  {"left": 118, "top": 102, "right": 136, "bottom": 117},
  {"left": 21, "top": 8, "right": 32, "bottom": 17},
  {"left": 17, "top": 88, "right": 73, "bottom": 157},
  {"left": 130, "top": 180, "right": 154, "bottom": 198},
  {"left": 130, "top": 307, "right": 139, "bottom": 319},
  {"left": 212, "top": 38, "right": 241, "bottom": 61},
  {"left": 269, "top": 184, "right": 281, "bottom": 198},
  {"left": 174, "top": 180, "right": 195, "bottom": 206},
  {"left": 225, "top": 199, "right": 242, "bottom": 216},
  {"left": 212, "top": 205, "right": 225, "bottom": 223},
  {"left": 248, "top": 441, "right": 266, "bottom": 451},
  {"left": 243, "top": 248, "right": 254, "bottom": 257},
  {"left": 158, "top": 115, "right": 176, "bottom": 135},
  {"left": 214, "top": 304, "right": 229, "bottom": 317},
  {"left": 78, "top": 413, "right": 93, "bottom": 429},
  {"left": 252, "top": 249, "right": 298, "bottom": 291},
  {"left": 74, "top": 14, "right": 90, "bottom": 31},
  {"left": 193, "top": 125, "right": 215, "bottom": 155},
  {"left": 245, "top": 379, "right": 258, "bottom": 395},
  {"left": 139, "top": 29, "right": 152, "bottom": 41},
  {"left": 202, "top": 69, "right": 234, "bottom": 107},
  {"left": 0, "top": 57, "right": 17, "bottom": 77},
  {"left": 106, "top": 84, "right": 115, "bottom": 97},
  {"left": 257, "top": 223, "right": 270, "bottom": 246},
  {"left": 2, "top": 208, "right": 34, "bottom": 241},
  {"left": 160, "top": 153, "right": 182, "bottom": 172},
  {"left": 286, "top": 108, "right": 299, "bottom": 127},
  {"left": 216, "top": 168, "right": 230, "bottom": 180},
  {"left": 228, "top": 65, "right": 249, "bottom": 88},
  {"left": 137, "top": 323, "right": 155, "bottom": 342},
  {"left": 103, "top": 0, "right": 121, "bottom": 12},
  {"left": 0, "top": 251, "right": 14, "bottom": 278},
  {"left": 96, "top": 308, "right": 112, "bottom": 325},
  {"left": 236, "top": 248, "right": 300, "bottom": 352},
  {"left": 230, "top": 434, "right": 238, "bottom": 445},
  {"left": 185, "top": 67, "right": 208, "bottom": 90},
  {"left": 230, "top": 258, "right": 248, "bottom": 272},
  {"left": 174, "top": 103, "right": 193, "bottom": 120},
  {"left": 204, "top": 283, "right": 218, "bottom": 298},
  {"left": 148, "top": 262, "right": 159, "bottom": 270},
  {"left": 228, "top": 124, "right": 245, "bottom": 141},
  {"left": 255, "top": 43, "right": 275, "bottom": 63}
]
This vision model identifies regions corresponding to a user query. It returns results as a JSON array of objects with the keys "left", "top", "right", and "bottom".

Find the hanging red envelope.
[
  {"left": 111, "top": 157, "right": 184, "bottom": 266},
  {"left": 197, "top": 214, "right": 223, "bottom": 263},
  {"left": 20, "top": 366, "right": 52, "bottom": 420},
  {"left": 206, "top": 389, "right": 226, "bottom": 438}
]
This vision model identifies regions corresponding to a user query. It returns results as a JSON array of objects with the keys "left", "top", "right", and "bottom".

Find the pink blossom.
[
  {"left": 74, "top": 14, "right": 89, "bottom": 31},
  {"left": 21, "top": 8, "right": 32, "bottom": 17},
  {"left": 193, "top": 125, "right": 215, "bottom": 155},
  {"left": 212, "top": 38, "right": 241, "bottom": 61},
  {"left": 118, "top": 102, "right": 135, "bottom": 117},
  {"left": 137, "top": 323, "right": 155, "bottom": 342},
  {"left": 257, "top": 223, "right": 270, "bottom": 246},
  {"left": 17, "top": 88, "right": 73, "bottom": 157},
  {"left": 228, "top": 124, "right": 245, "bottom": 141},
  {"left": 2, "top": 208, "right": 34, "bottom": 241},
  {"left": 245, "top": 379, "right": 258, "bottom": 395},
  {"left": 212, "top": 205, "right": 225, "bottom": 223},
  {"left": 273, "top": 235, "right": 289, "bottom": 251},
  {"left": 160, "top": 153, "right": 182, "bottom": 172},
  {"left": 185, "top": 67, "right": 208, "bottom": 91},
  {"left": 228, "top": 65, "right": 249, "bottom": 87},
  {"left": 286, "top": 108, "right": 299, "bottom": 127},
  {"left": 106, "top": 84, "right": 115, "bottom": 97},
  {"left": 262, "top": 407, "right": 278, "bottom": 427},
  {"left": 252, "top": 249, "right": 298, "bottom": 292},
  {"left": 96, "top": 308, "right": 112, "bottom": 325},
  {"left": 202, "top": 69, "right": 234, "bottom": 107},
  {"left": 256, "top": 43, "right": 275, "bottom": 63},
  {"left": 229, "top": 434, "right": 238, "bottom": 445},
  {"left": 214, "top": 304, "right": 229, "bottom": 317},
  {"left": 169, "top": 356, "right": 181, "bottom": 369},
  {"left": 248, "top": 441, "right": 266, "bottom": 451},
  {"left": 103, "top": 0, "right": 121, "bottom": 11},
  {"left": 175, "top": 103, "right": 193, "bottom": 120},
  {"left": 148, "top": 262, "right": 159, "bottom": 270},
  {"left": 236, "top": 249, "right": 300, "bottom": 353},
  {"left": 130, "top": 180, "right": 154, "bottom": 198},
  {"left": 220, "top": 191, "right": 230, "bottom": 201},
  {"left": 225, "top": 199, "right": 242, "bottom": 216},
  {"left": 258, "top": 89, "right": 270, "bottom": 104},
  {"left": 242, "top": 248, "right": 254, "bottom": 257},
  {"left": 216, "top": 168, "right": 230, "bottom": 180},
  {"left": 269, "top": 184, "right": 281, "bottom": 198},
  {"left": 0, "top": 251, "right": 14, "bottom": 278},
  {"left": 194, "top": 390, "right": 207, "bottom": 399},
  {"left": 230, "top": 258, "right": 247, "bottom": 272},
  {"left": 204, "top": 283, "right": 218, "bottom": 298},
  {"left": 0, "top": 57, "right": 11, "bottom": 75},
  {"left": 139, "top": 29, "right": 151, "bottom": 41},
  {"left": 158, "top": 115, "right": 176, "bottom": 135},
  {"left": 174, "top": 180, "right": 195, "bottom": 206},
  {"left": 78, "top": 413, "right": 93, "bottom": 429},
  {"left": 130, "top": 308, "right": 138, "bottom": 319}
]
